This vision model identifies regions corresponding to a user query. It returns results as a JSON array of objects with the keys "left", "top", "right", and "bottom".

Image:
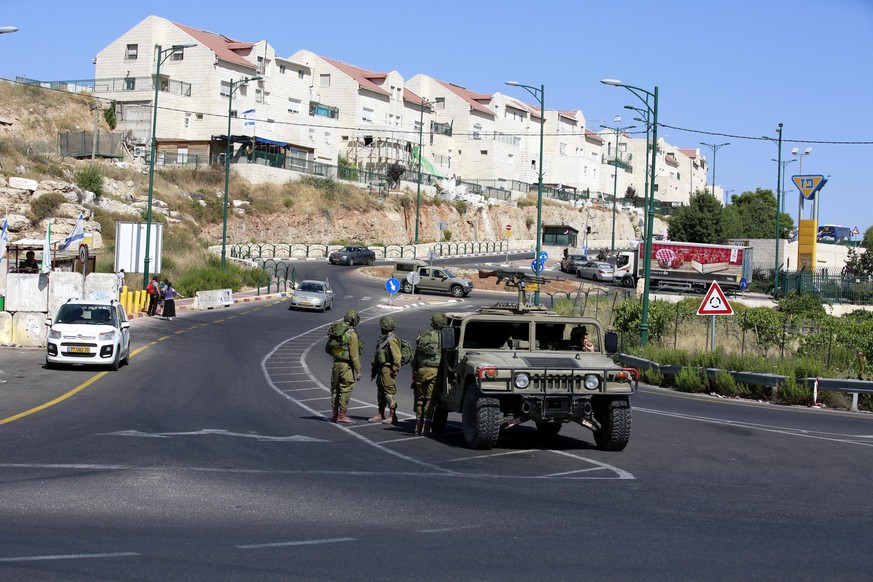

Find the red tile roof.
[
  {"left": 435, "top": 80, "right": 494, "bottom": 117},
  {"left": 172, "top": 22, "right": 256, "bottom": 70},
  {"left": 584, "top": 129, "right": 604, "bottom": 144},
  {"left": 403, "top": 88, "right": 430, "bottom": 109},
  {"left": 320, "top": 56, "right": 390, "bottom": 97},
  {"left": 678, "top": 148, "right": 698, "bottom": 159}
]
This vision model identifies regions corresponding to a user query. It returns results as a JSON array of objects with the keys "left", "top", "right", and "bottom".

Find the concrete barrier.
[
  {"left": 12, "top": 311, "right": 47, "bottom": 347},
  {"left": 6, "top": 273, "right": 49, "bottom": 312},
  {"left": 84, "top": 273, "right": 119, "bottom": 301},
  {"left": 191, "top": 288, "right": 233, "bottom": 310},
  {"left": 0, "top": 311, "right": 11, "bottom": 343},
  {"left": 48, "top": 271, "right": 84, "bottom": 319}
]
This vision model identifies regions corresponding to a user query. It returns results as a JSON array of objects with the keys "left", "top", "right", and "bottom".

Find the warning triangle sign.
[{"left": 698, "top": 281, "right": 733, "bottom": 315}]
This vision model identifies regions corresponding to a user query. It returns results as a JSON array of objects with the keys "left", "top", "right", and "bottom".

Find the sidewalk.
[{"left": 127, "top": 288, "right": 295, "bottom": 320}]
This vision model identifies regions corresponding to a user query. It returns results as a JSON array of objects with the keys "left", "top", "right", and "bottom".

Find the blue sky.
[{"left": 2, "top": 0, "right": 871, "bottom": 231}]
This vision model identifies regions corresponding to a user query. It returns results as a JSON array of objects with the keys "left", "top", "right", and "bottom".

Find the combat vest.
[{"left": 416, "top": 329, "right": 441, "bottom": 368}]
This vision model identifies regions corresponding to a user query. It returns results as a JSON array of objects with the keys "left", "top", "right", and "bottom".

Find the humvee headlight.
[
  {"left": 584, "top": 374, "right": 601, "bottom": 390},
  {"left": 513, "top": 373, "right": 530, "bottom": 389}
]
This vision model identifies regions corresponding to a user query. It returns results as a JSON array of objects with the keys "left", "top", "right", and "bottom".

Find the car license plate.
[
  {"left": 300, "top": 301, "right": 312, "bottom": 306},
  {"left": 68, "top": 346, "right": 90, "bottom": 353}
]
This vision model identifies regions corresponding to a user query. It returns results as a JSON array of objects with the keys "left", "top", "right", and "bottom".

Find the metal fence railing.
[{"left": 778, "top": 270, "right": 873, "bottom": 304}]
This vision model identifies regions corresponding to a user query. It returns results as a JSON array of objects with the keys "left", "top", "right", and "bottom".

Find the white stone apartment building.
[
  {"left": 94, "top": 15, "right": 336, "bottom": 167},
  {"left": 92, "top": 15, "right": 708, "bottom": 208}
]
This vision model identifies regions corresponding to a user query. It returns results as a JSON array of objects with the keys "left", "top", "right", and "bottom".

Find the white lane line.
[
  {"left": 0, "top": 552, "right": 140, "bottom": 563},
  {"left": 236, "top": 537, "right": 355, "bottom": 550},
  {"left": 379, "top": 435, "right": 423, "bottom": 444},
  {"left": 274, "top": 380, "right": 316, "bottom": 385},
  {"left": 361, "top": 296, "right": 371, "bottom": 301},
  {"left": 540, "top": 466, "right": 614, "bottom": 478},
  {"left": 297, "top": 396, "right": 330, "bottom": 403},
  {"left": 418, "top": 525, "right": 478, "bottom": 534},
  {"left": 548, "top": 450, "right": 635, "bottom": 480},
  {"left": 439, "top": 450, "right": 537, "bottom": 464}
]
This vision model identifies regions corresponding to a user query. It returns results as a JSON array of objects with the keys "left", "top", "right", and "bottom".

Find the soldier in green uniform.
[
  {"left": 369, "top": 316, "right": 402, "bottom": 425},
  {"left": 412, "top": 313, "right": 448, "bottom": 435},
  {"left": 326, "top": 310, "right": 362, "bottom": 424}
]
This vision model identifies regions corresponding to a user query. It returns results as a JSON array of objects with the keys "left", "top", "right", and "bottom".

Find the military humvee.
[{"left": 430, "top": 269, "right": 637, "bottom": 450}]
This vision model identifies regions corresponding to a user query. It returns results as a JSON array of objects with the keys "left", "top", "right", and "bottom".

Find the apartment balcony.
[
  {"left": 310, "top": 103, "right": 339, "bottom": 119},
  {"left": 602, "top": 152, "right": 633, "bottom": 172}
]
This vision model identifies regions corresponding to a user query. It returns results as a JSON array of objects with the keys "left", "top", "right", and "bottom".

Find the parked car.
[
  {"left": 45, "top": 299, "right": 131, "bottom": 370},
  {"left": 328, "top": 245, "right": 376, "bottom": 266},
  {"left": 576, "top": 261, "right": 615, "bottom": 282},
  {"left": 288, "top": 280, "right": 333, "bottom": 312},
  {"left": 560, "top": 253, "right": 588, "bottom": 273},
  {"left": 393, "top": 259, "right": 474, "bottom": 297}
]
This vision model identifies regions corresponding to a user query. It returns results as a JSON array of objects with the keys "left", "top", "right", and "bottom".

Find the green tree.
[
  {"left": 728, "top": 188, "right": 794, "bottom": 239},
  {"left": 720, "top": 204, "right": 744, "bottom": 241},
  {"left": 103, "top": 100, "right": 117, "bottom": 130},
  {"left": 666, "top": 190, "right": 723, "bottom": 243},
  {"left": 862, "top": 225, "right": 873, "bottom": 250}
]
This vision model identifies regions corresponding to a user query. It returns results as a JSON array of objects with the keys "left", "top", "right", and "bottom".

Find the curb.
[{"left": 127, "top": 291, "right": 290, "bottom": 320}]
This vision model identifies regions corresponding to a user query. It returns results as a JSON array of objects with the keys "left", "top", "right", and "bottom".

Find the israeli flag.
[
  {"left": 241, "top": 108, "right": 256, "bottom": 127},
  {"left": 58, "top": 213, "right": 85, "bottom": 252},
  {"left": 0, "top": 216, "right": 8, "bottom": 264}
]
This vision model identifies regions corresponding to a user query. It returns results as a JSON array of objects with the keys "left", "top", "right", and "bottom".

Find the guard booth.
[
  {"left": 5, "top": 239, "right": 96, "bottom": 275},
  {"left": 542, "top": 225, "right": 579, "bottom": 248}
]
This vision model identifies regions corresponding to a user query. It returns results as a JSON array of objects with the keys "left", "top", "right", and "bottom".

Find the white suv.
[{"left": 45, "top": 299, "right": 131, "bottom": 370}]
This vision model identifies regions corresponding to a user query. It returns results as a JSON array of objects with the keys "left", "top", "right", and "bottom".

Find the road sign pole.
[{"left": 711, "top": 315, "right": 716, "bottom": 353}]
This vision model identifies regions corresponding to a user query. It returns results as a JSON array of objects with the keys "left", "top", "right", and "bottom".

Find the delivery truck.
[{"left": 614, "top": 241, "right": 754, "bottom": 291}]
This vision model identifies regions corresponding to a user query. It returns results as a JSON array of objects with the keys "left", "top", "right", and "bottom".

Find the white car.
[
  {"left": 45, "top": 299, "right": 131, "bottom": 370},
  {"left": 288, "top": 280, "right": 333, "bottom": 312}
]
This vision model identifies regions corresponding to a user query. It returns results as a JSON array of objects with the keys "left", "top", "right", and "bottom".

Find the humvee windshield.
[{"left": 460, "top": 320, "right": 600, "bottom": 352}]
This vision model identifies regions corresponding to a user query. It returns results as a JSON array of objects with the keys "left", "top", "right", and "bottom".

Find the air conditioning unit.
[{"left": 133, "top": 146, "right": 146, "bottom": 158}]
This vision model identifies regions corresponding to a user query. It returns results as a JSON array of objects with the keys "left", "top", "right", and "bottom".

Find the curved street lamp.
[
  {"left": 414, "top": 97, "right": 434, "bottom": 245},
  {"left": 142, "top": 43, "right": 196, "bottom": 288},
  {"left": 699, "top": 141, "right": 730, "bottom": 204},
  {"left": 771, "top": 157, "right": 796, "bottom": 213},
  {"left": 221, "top": 75, "right": 262, "bottom": 269},
  {"left": 762, "top": 124, "right": 784, "bottom": 297},
  {"left": 792, "top": 146, "right": 812, "bottom": 222},
  {"left": 602, "top": 79, "right": 659, "bottom": 346},
  {"left": 0, "top": 26, "right": 18, "bottom": 34},
  {"left": 505, "top": 81, "right": 545, "bottom": 303},
  {"left": 600, "top": 119, "right": 636, "bottom": 254}
]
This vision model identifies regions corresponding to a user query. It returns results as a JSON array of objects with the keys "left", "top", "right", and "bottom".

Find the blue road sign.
[
  {"left": 539, "top": 251, "right": 549, "bottom": 262},
  {"left": 531, "top": 260, "right": 545, "bottom": 274},
  {"left": 386, "top": 278, "right": 400, "bottom": 294},
  {"left": 739, "top": 277, "right": 747, "bottom": 291}
]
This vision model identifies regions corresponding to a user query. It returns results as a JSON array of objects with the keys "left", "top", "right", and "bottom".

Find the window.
[
  {"left": 288, "top": 98, "right": 301, "bottom": 114},
  {"left": 195, "top": 113, "right": 203, "bottom": 120},
  {"left": 324, "top": 131, "right": 332, "bottom": 145},
  {"left": 220, "top": 81, "right": 230, "bottom": 97},
  {"left": 308, "top": 128, "right": 316, "bottom": 141},
  {"left": 177, "top": 147, "right": 188, "bottom": 164},
  {"left": 267, "top": 119, "right": 275, "bottom": 131},
  {"left": 319, "top": 74, "right": 330, "bottom": 88},
  {"left": 123, "top": 77, "right": 135, "bottom": 91},
  {"left": 257, "top": 57, "right": 265, "bottom": 75},
  {"left": 255, "top": 88, "right": 263, "bottom": 103},
  {"left": 230, "top": 110, "right": 237, "bottom": 119},
  {"left": 560, "top": 142, "right": 567, "bottom": 156},
  {"left": 298, "top": 69, "right": 305, "bottom": 79},
  {"left": 126, "top": 44, "right": 138, "bottom": 60},
  {"left": 435, "top": 97, "right": 445, "bottom": 110},
  {"left": 414, "top": 119, "right": 423, "bottom": 135},
  {"left": 508, "top": 153, "right": 514, "bottom": 164},
  {"left": 480, "top": 150, "right": 488, "bottom": 155},
  {"left": 238, "top": 85, "right": 247, "bottom": 98},
  {"left": 160, "top": 78, "right": 169, "bottom": 92},
  {"left": 472, "top": 123, "right": 482, "bottom": 140},
  {"left": 362, "top": 107, "right": 374, "bottom": 123},
  {"left": 172, "top": 47, "right": 185, "bottom": 61},
  {"left": 462, "top": 321, "right": 531, "bottom": 350},
  {"left": 184, "top": 113, "right": 191, "bottom": 128},
  {"left": 279, "top": 64, "right": 286, "bottom": 74}
]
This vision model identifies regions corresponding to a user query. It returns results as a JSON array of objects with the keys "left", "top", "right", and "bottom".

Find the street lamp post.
[
  {"left": 763, "top": 124, "right": 784, "bottom": 297},
  {"left": 414, "top": 97, "right": 434, "bottom": 245},
  {"left": 699, "top": 142, "right": 730, "bottom": 204},
  {"left": 0, "top": 26, "right": 18, "bottom": 34},
  {"left": 505, "top": 81, "right": 545, "bottom": 303},
  {"left": 792, "top": 146, "right": 812, "bottom": 222},
  {"left": 142, "top": 43, "right": 196, "bottom": 289},
  {"left": 771, "top": 158, "right": 796, "bottom": 213},
  {"left": 625, "top": 105, "right": 652, "bottom": 237},
  {"left": 600, "top": 119, "right": 636, "bottom": 255},
  {"left": 603, "top": 79, "right": 658, "bottom": 346},
  {"left": 221, "top": 75, "right": 262, "bottom": 269}
]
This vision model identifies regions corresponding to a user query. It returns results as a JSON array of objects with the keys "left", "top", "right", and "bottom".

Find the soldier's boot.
[
  {"left": 421, "top": 420, "right": 433, "bottom": 435},
  {"left": 368, "top": 407, "right": 386, "bottom": 423},
  {"left": 382, "top": 408, "right": 398, "bottom": 425},
  {"left": 336, "top": 408, "right": 356, "bottom": 425},
  {"left": 414, "top": 417, "right": 424, "bottom": 435},
  {"left": 330, "top": 405, "right": 338, "bottom": 423}
]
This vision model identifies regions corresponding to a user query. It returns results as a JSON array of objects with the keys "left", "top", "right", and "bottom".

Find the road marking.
[
  {"left": 439, "top": 449, "right": 537, "bottom": 463},
  {"left": 418, "top": 525, "right": 478, "bottom": 534},
  {"left": 0, "top": 372, "right": 108, "bottom": 426},
  {"left": 99, "top": 429, "right": 327, "bottom": 442},
  {"left": 0, "top": 552, "right": 140, "bottom": 563},
  {"left": 236, "top": 537, "right": 355, "bottom": 550}
]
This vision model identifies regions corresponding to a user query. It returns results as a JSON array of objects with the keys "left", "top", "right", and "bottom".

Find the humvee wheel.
[
  {"left": 431, "top": 406, "right": 449, "bottom": 432},
  {"left": 462, "top": 387, "right": 500, "bottom": 449},
  {"left": 535, "top": 422, "right": 562, "bottom": 438},
  {"left": 593, "top": 396, "right": 632, "bottom": 451}
]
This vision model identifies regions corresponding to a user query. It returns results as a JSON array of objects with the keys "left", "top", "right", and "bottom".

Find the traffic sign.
[
  {"left": 405, "top": 271, "right": 421, "bottom": 285},
  {"left": 506, "top": 224, "right": 513, "bottom": 237},
  {"left": 385, "top": 278, "right": 401, "bottom": 294},
  {"left": 853, "top": 226, "right": 861, "bottom": 236},
  {"left": 538, "top": 251, "right": 549, "bottom": 262},
  {"left": 531, "top": 259, "right": 545, "bottom": 274},
  {"left": 739, "top": 277, "right": 747, "bottom": 291},
  {"left": 78, "top": 243, "right": 89, "bottom": 265},
  {"left": 697, "top": 281, "right": 733, "bottom": 315},
  {"left": 792, "top": 175, "right": 828, "bottom": 201}
]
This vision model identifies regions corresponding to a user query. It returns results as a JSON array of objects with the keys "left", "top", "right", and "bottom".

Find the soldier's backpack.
[
  {"left": 376, "top": 335, "right": 414, "bottom": 366},
  {"left": 325, "top": 320, "right": 363, "bottom": 359},
  {"left": 416, "top": 329, "right": 441, "bottom": 367}
]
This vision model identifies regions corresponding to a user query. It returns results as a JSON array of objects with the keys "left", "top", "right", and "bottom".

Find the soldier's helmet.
[
  {"left": 431, "top": 313, "right": 448, "bottom": 329},
  {"left": 379, "top": 316, "right": 396, "bottom": 331},
  {"left": 344, "top": 310, "right": 360, "bottom": 326}
]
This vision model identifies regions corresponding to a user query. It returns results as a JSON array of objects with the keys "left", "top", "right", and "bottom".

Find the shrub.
[
  {"left": 639, "top": 367, "right": 664, "bottom": 386},
  {"left": 525, "top": 217, "right": 534, "bottom": 229},
  {"left": 75, "top": 164, "right": 104, "bottom": 196},
  {"left": 778, "top": 377, "right": 813, "bottom": 406},
  {"left": 711, "top": 369, "right": 740, "bottom": 396},
  {"left": 675, "top": 366, "right": 706, "bottom": 393},
  {"left": 29, "top": 192, "right": 67, "bottom": 222}
]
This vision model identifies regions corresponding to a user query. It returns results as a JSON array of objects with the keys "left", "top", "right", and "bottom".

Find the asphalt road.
[{"left": 1, "top": 259, "right": 872, "bottom": 580}]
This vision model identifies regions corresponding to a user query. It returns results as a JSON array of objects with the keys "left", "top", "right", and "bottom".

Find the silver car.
[
  {"left": 288, "top": 280, "right": 333, "bottom": 312},
  {"left": 576, "top": 261, "right": 615, "bottom": 282}
]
